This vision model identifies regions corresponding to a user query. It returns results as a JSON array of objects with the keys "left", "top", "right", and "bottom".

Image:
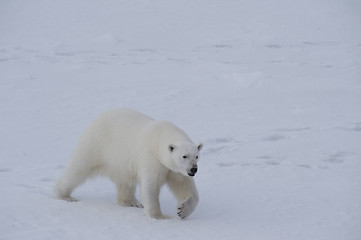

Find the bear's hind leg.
[
  {"left": 54, "top": 174, "right": 83, "bottom": 202},
  {"left": 54, "top": 159, "right": 95, "bottom": 201},
  {"left": 117, "top": 183, "right": 143, "bottom": 208}
]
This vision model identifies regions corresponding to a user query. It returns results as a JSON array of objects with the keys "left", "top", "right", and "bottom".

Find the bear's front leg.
[
  {"left": 140, "top": 180, "right": 167, "bottom": 219},
  {"left": 167, "top": 173, "right": 199, "bottom": 219},
  {"left": 177, "top": 195, "right": 199, "bottom": 219}
]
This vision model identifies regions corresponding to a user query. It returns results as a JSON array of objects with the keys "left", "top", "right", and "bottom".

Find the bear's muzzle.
[{"left": 188, "top": 167, "right": 198, "bottom": 177}]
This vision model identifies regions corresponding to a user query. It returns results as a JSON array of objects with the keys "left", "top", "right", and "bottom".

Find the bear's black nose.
[{"left": 190, "top": 167, "right": 198, "bottom": 174}]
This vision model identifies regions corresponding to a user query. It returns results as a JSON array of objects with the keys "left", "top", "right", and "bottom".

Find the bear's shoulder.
[{"left": 149, "top": 121, "right": 191, "bottom": 143}]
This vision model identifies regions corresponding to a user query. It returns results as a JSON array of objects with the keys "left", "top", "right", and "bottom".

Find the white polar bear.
[{"left": 54, "top": 108, "right": 203, "bottom": 219}]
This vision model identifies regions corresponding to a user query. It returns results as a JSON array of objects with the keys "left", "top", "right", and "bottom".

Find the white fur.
[{"left": 54, "top": 108, "right": 203, "bottom": 219}]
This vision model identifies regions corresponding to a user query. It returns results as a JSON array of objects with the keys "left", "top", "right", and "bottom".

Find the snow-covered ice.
[{"left": 1, "top": 0, "right": 361, "bottom": 239}]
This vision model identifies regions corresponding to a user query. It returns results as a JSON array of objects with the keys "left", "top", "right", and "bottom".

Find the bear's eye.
[
  {"left": 196, "top": 156, "right": 199, "bottom": 159},
  {"left": 183, "top": 156, "right": 187, "bottom": 159}
]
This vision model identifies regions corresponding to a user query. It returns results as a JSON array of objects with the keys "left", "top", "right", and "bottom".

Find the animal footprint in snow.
[
  {"left": 322, "top": 152, "right": 353, "bottom": 164},
  {"left": 0, "top": 168, "right": 12, "bottom": 173},
  {"left": 262, "top": 134, "right": 287, "bottom": 142},
  {"left": 204, "top": 137, "right": 242, "bottom": 154},
  {"left": 352, "top": 123, "right": 361, "bottom": 132}
]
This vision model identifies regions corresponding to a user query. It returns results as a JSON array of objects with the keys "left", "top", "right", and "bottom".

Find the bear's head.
[{"left": 167, "top": 142, "right": 203, "bottom": 177}]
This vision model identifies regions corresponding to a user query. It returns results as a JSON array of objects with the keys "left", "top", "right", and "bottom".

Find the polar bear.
[{"left": 54, "top": 108, "right": 203, "bottom": 219}]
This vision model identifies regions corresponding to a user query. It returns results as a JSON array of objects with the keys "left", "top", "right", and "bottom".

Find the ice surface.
[{"left": 1, "top": 0, "right": 361, "bottom": 239}]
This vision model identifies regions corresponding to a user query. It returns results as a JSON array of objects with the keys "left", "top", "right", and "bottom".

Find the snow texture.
[{"left": 1, "top": 0, "right": 361, "bottom": 239}]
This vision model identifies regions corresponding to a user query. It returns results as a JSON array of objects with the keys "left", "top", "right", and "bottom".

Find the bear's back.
[
  {"left": 82, "top": 108, "right": 155, "bottom": 150},
  {"left": 94, "top": 108, "right": 154, "bottom": 131}
]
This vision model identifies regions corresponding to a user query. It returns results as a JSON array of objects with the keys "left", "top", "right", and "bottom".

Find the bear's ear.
[
  {"left": 168, "top": 144, "right": 176, "bottom": 152},
  {"left": 197, "top": 143, "right": 203, "bottom": 151}
]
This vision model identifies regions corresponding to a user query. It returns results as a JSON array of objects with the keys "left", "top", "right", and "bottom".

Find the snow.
[{"left": 1, "top": 0, "right": 361, "bottom": 239}]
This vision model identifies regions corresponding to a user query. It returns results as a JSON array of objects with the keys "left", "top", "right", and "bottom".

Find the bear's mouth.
[{"left": 187, "top": 172, "right": 196, "bottom": 177}]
